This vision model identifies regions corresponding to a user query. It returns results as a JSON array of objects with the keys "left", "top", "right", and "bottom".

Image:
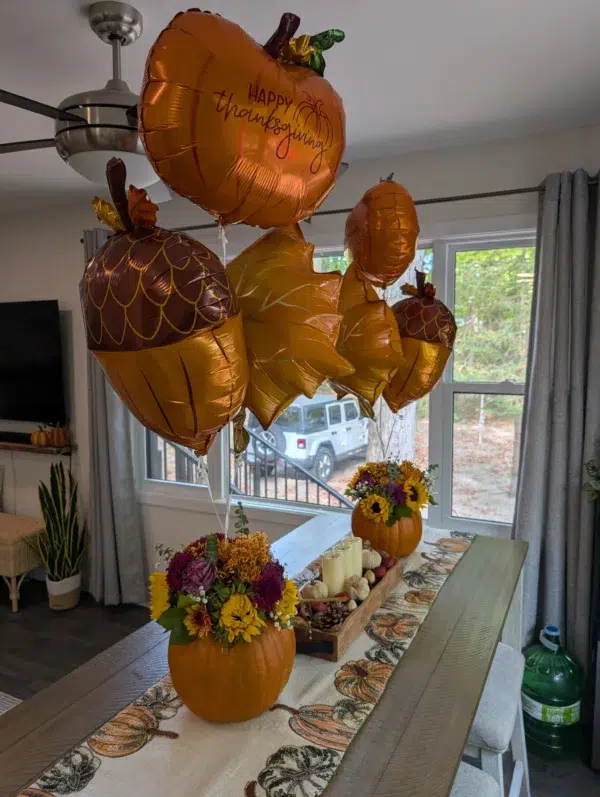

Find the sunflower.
[
  {"left": 184, "top": 604, "right": 212, "bottom": 638},
  {"left": 274, "top": 579, "right": 299, "bottom": 624},
  {"left": 404, "top": 478, "right": 429, "bottom": 511},
  {"left": 398, "top": 460, "right": 423, "bottom": 483},
  {"left": 360, "top": 494, "right": 390, "bottom": 523},
  {"left": 219, "top": 593, "right": 266, "bottom": 643},
  {"left": 149, "top": 571, "right": 170, "bottom": 620}
]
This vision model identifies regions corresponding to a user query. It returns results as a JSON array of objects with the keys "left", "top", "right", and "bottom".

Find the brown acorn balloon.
[
  {"left": 384, "top": 271, "right": 456, "bottom": 412},
  {"left": 80, "top": 158, "right": 248, "bottom": 455}
]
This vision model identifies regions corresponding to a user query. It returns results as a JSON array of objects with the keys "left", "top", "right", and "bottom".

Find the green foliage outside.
[
  {"left": 453, "top": 247, "right": 534, "bottom": 421},
  {"left": 314, "top": 254, "right": 350, "bottom": 274}
]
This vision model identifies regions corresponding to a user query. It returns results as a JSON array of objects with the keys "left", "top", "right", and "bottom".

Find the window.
[
  {"left": 427, "top": 238, "right": 535, "bottom": 532},
  {"left": 139, "top": 235, "right": 534, "bottom": 536}
]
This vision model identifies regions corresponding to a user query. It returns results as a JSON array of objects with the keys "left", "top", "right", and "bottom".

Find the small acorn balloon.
[
  {"left": 80, "top": 158, "right": 248, "bottom": 454},
  {"left": 384, "top": 271, "right": 456, "bottom": 412}
]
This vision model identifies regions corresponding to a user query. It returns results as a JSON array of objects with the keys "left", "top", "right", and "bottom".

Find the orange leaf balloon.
[
  {"left": 384, "top": 272, "right": 456, "bottom": 413},
  {"left": 331, "top": 264, "right": 403, "bottom": 412},
  {"left": 227, "top": 225, "right": 354, "bottom": 429},
  {"left": 81, "top": 159, "right": 248, "bottom": 455},
  {"left": 345, "top": 178, "right": 420, "bottom": 287},
  {"left": 140, "top": 11, "right": 345, "bottom": 229}
]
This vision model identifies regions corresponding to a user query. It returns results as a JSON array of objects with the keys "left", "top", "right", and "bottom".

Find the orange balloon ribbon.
[
  {"left": 331, "top": 264, "right": 404, "bottom": 416},
  {"left": 81, "top": 158, "right": 248, "bottom": 455},
  {"left": 140, "top": 11, "right": 346, "bottom": 229},
  {"left": 384, "top": 271, "right": 457, "bottom": 413},
  {"left": 345, "top": 176, "right": 420, "bottom": 288},
  {"left": 227, "top": 224, "right": 354, "bottom": 430}
]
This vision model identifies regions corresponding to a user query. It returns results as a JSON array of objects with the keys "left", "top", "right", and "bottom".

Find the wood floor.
[{"left": 0, "top": 578, "right": 148, "bottom": 700}]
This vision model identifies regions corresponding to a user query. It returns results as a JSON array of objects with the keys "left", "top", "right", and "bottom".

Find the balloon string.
[
  {"left": 196, "top": 456, "right": 231, "bottom": 538},
  {"left": 218, "top": 222, "right": 228, "bottom": 264}
]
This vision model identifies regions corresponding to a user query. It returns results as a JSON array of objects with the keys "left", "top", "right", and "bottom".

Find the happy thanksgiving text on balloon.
[{"left": 214, "top": 82, "right": 333, "bottom": 173}]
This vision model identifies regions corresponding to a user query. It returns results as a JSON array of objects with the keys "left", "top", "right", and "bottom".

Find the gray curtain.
[
  {"left": 514, "top": 170, "right": 600, "bottom": 668},
  {"left": 83, "top": 229, "right": 147, "bottom": 605}
]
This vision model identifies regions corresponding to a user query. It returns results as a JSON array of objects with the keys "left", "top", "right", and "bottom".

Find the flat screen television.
[{"left": 0, "top": 300, "right": 66, "bottom": 424}]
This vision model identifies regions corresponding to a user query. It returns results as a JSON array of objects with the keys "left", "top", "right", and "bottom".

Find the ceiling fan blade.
[
  {"left": 0, "top": 138, "right": 56, "bottom": 154},
  {"left": 0, "top": 90, "right": 82, "bottom": 123}
]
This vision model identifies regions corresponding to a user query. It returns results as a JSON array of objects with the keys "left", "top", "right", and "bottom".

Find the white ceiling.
[{"left": 1, "top": 0, "right": 600, "bottom": 209}]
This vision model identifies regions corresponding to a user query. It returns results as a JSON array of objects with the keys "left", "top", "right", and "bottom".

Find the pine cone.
[{"left": 311, "top": 601, "right": 349, "bottom": 631}]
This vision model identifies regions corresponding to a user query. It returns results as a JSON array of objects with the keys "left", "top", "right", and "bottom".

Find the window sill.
[{"left": 137, "top": 480, "right": 348, "bottom": 527}]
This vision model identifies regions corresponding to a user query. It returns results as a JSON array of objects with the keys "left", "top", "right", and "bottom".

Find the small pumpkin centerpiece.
[
  {"left": 346, "top": 460, "right": 437, "bottom": 558},
  {"left": 149, "top": 504, "right": 298, "bottom": 723}
]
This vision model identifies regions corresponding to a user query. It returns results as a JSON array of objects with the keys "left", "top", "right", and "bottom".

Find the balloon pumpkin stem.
[
  {"left": 106, "top": 158, "right": 133, "bottom": 231},
  {"left": 263, "top": 12, "right": 301, "bottom": 59}
]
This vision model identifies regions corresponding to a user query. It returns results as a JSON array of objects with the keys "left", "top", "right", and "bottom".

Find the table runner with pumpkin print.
[{"left": 19, "top": 529, "right": 473, "bottom": 797}]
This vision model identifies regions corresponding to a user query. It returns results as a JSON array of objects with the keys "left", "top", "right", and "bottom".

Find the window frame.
[
  {"left": 427, "top": 232, "right": 536, "bottom": 535},
  {"left": 135, "top": 232, "right": 536, "bottom": 534}
]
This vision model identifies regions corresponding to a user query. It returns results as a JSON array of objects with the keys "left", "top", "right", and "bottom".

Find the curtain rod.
[{"left": 171, "top": 184, "right": 544, "bottom": 234}]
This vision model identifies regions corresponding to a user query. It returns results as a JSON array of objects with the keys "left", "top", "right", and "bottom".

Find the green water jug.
[{"left": 522, "top": 624, "right": 584, "bottom": 760}]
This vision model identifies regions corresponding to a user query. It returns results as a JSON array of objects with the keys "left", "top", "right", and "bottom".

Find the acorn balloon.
[
  {"left": 331, "top": 264, "right": 403, "bottom": 415},
  {"left": 384, "top": 271, "right": 456, "bottom": 413},
  {"left": 139, "top": 11, "right": 345, "bottom": 228},
  {"left": 345, "top": 177, "right": 420, "bottom": 287},
  {"left": 81, "top": 158, "right": 248, "bottom": 455}
]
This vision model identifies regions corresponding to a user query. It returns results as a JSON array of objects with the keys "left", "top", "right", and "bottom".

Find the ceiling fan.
[
  {"left": 0, "top": 1, "right": 348, "bottom": 199},
  {"left": 0, "top": 1, "right": 159, "bottom": 189}
]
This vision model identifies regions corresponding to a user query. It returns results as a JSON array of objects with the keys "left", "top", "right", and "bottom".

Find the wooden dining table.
[{"left": 0, "top": 514, "right": 527, "bottom": 797}]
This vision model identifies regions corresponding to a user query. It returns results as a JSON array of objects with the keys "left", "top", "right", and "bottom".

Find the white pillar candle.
[
  {"left": 350, "top": 535, "right": 363, "bottom": 577},
  {"left": 321, "top": 552, "right": 345, "bottom": 597},
  {"left": 338, "top": 541, "right": 354, "bottom": 582}
]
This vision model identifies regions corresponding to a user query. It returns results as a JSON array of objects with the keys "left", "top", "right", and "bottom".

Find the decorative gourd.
[
  {"left": 364, "top": 569, "right": 376, "bottom": 585},
  {"left": 301, "top": 580, "right": 328, "bottom": 600},
  {"left": 334, "top": 659, "right": 393, "bottom": 703},
  {"left": 30, "top": 428, "right": 49, "bottom": 447},
  {"left": 354, "top": 505, "right": 423, "bottom": 558},
  {"left": 373, "top": 566, "right": 387, "bottom": 580},
  {"left": 47, "top": 426, "right": 69, "bottom": 448},
  {"left": 168, "top": 621, "right": 295, "bottom": 722},
  {"left": 362, "top": 549, "right": 382, "bottom": 570},
  {"left": 347, "top": 599, "right": 358, "bottom": 612},
  {"left": 87, "top": 705, "right": 177, "bottom": 758},
  {"left": 344, "top": 575, "right": 370, "bottom": 602}
]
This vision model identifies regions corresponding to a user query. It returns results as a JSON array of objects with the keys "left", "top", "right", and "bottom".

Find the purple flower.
[
  {"left": 359, "top": 472, "right": 375, "bottom": 486},
  {"left": 182, "top": 557, "right": 216, "bottom": 596},
  {"left": 391, "top": 483, "right": 407, "bottom": 506},
  {"left": 252, "top": 561, "right": 285, "bottom": 613},
  {"left": 166, "top": 550, "right": 193, "bottom": 592}
]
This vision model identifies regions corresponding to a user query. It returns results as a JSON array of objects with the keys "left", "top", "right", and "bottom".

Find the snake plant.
[{"left": 33, "top": 462, "right": 85, "bottom": 581}]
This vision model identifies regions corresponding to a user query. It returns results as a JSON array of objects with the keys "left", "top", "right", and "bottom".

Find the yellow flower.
[
  {"left": 274, "top": 579, "right": 299, "bottom": 623},
  {"left": 184, "top": 604, "right": 212, "bottom": 638},
  {"left": 149, "top": 571, "right": 170, "bottom": 620},
  {"left": 404, "top": 478, "right": 429, "bottom": 512},
  {"left": 219, "top": 593, "right": 266, "bottom": 643},
  {"left": 360, "top": 494, "right": 390, "bottom": 523},
  {"left": 398, "top": 460, "right": 423, "bottom": 483},
  {"left": 225, "top": 532, "right": 270, "bottom": 582}
]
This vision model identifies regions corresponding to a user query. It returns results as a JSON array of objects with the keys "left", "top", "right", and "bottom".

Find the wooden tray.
[{"left": 294, "top": 558, "right": 406, "bottom": 661}]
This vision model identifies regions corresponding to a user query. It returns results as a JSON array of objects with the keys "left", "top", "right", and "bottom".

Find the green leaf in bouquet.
[
  {"left": 177, "top": 594, "right": 195, "bottom": 609},
  {"left": 156, "top": 606, "right": 185, "bottom": 631},
  {"left": 168, "top": 622, "right": 196, "bottom": 646},
  {"left": 204, "top": 534, "right": 219, "bottom": 564}
]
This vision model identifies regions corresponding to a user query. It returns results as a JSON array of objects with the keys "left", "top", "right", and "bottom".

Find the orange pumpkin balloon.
[
  {"left": 351, "top": 504, "right": 423, "bottom": 558},
  {"left": 331, "top": 263, "right": 403, "bottom": 413},
  {"left": 140, "top": 12, "right": 346, "bottom": 229},
  {"left": 384, "top": 272, "right": 456, "bottom": 413},
  {"left": 228, "top": 224, "right": 354, "bottom": 429},
  {"left": 168, "top": 623, "right": 296, "bottom": 722},
  {"left": 345, "top": 178, "right": 420, "bottom": 287},
  {"left": 81, "top": 159, "right": 248, "bottom": 455}
]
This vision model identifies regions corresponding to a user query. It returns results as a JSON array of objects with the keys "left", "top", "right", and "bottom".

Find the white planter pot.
[{"left": 46, "top": 572, "right": 81, "bottom": 610}]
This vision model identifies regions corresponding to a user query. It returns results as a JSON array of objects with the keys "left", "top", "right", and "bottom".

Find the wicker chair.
[{"left": 0, "top": 513, "right": 45, "bottom": 612}]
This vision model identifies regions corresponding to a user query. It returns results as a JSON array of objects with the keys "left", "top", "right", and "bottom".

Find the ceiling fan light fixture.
[{"left": 67, "top": 150, "right": 156, "bottom": 188}]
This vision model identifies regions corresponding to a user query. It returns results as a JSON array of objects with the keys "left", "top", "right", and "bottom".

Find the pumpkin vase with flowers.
[
  {"left": 149, "top": 504, "right": 298, "bottom": 723},
  {"left": 346, "top": 460, "right": 437, "bottom": 558}
]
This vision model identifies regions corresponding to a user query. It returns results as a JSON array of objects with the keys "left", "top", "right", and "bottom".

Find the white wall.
[{"left": 1, "top": 124, "right": 599, "bottom": 565}]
